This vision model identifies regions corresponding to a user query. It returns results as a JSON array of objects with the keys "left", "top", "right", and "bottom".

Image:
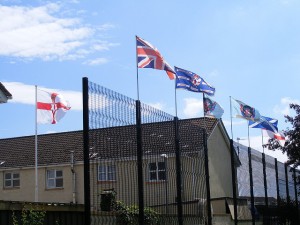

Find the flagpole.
[
  {"left": 174, "top": 78, "right": 178, "bottom": 117},
  {"left": 230, "top": 96, "right": 233, "bottom": 139},
  {"left": 202, "top": 93, "right": 208, "bottom": 132},
  {"left": 135, "top": 35, "right": 140, "bottom": 101},
  {"left": 261, "top": 129, "right": 265, "bottom": 153},
  {"left": 247, "top": 123, "right": 250, "bottom": 148},
  {"left": 35, "top": 85, "right": 38, "bottom": 202}
]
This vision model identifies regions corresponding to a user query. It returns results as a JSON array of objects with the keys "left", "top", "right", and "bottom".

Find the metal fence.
[
  {"left": 235, "top": 142, "right": 300, "bottom": 224},
  {"left": 83, "top": 78, "right": 211, "bottom": 225}
]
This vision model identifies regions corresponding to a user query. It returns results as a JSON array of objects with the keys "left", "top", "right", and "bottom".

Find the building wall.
[
  {"left": 0, "top": 164, "right": 84, "bottom": 204},
  {"left": 208, "top": 124, "right": 233, "bottom": 198}
]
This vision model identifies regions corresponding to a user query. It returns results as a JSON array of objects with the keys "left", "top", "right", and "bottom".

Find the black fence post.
[
  {"left": 293, "top": 168, "right": 299, "bottom": 207},
  {"left": 203, "top": 130, "right": 212, "bottom": 225},
  {"left": 285, "top": 163, "right": 290, "bottom": 205},
  {"left": 275, "top": 159, "right": 280, "bottom": 206},
  {"left": 230, "top": 139, "right": 238, "bottom": 225},
  {"left": 174, "top": 117, "right": 183, "bottom": 225},
  {"left": 135, "top": 100, "right": 144, "bottom": 225},
  {"left": 82, "top": 77, "right": 91, "bottom": 225},
  {"left": 293, "top": 168, "right": 299, "bottom": 224},
  {"left": 248, "top": 147, "right": 255, "bottom": 225},
  {"left": 262, "top": 153, "right": 268, "bottom": 207}
]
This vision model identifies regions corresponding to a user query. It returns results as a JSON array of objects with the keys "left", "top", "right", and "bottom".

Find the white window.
[
  {"left": 47, "top": 169, "right": 63, "bottom": 188},
  {"left": 4, "top": 172, "right": 20, "bottom": 188},
  {"left": 148, "top": 162, "right": 166, "bottom": 181},
  {"left": 98, "top": 164, "right": 116, "bottom": 181}
]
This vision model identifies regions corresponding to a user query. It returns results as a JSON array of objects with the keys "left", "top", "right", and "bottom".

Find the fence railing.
[{"left": 84, "top": 78, "right": 211, "bottom": 225}]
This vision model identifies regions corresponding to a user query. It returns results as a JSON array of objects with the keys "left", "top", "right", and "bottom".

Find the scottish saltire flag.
[
  {"left": 203, "top": 95, "right": 224, "bottom": 119},
  {"left": 136, "top": 36, "right": 176, "bottom": 80},
  {"left": 262, "top": 129, "right": 286, "bottom": 147},
  {"left": 231, "top": 98, "right": 260, "bottom": 121},
  {"left": 175, "top": 67, "right": 215, "bottom": 96},
  {"left": 249, "top": 116, "right": 278, "bottom": 132},
  {"left": 37, "top": 89, "right": 71, "bottom": 124}
]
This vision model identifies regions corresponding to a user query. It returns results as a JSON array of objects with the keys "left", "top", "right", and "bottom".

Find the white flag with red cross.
[{"left": 37, "top": 89, "right": 71, "bottom": 124}]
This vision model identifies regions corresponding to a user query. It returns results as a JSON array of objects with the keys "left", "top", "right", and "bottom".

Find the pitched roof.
[
  {"left": 0, "top": 118, "right": 219, "bottom": 169},
  {"left": 0, "top": 82, "right": 12, "bottom": 100}
]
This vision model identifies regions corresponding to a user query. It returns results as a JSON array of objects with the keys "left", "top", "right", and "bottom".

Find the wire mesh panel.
[
  {"left": 251, "top": 150, "right": 265, "bottom": 204},
  {"left": 236, "top": 143, "right": 251, "bottom": 198},
  {"left": 179, "top": 119, "right": 207, "bottom": 225},
  {"left": 264, "top": 154, "right": 277, "bottom": 205},
  {"left": 287, "top": 167, "right": 296, "bottom": 202},
  {"left": 140, "top": 106, "right": 175, "bottom": 223},
  {"left": 86, "top": 81, "right": 210, "bottom": 225},
  {"left": 277, "top": 161, "right": 287, "bottom": 201},
  {"left": 88, "top": 81, "right": 138, "bottom": 225}
]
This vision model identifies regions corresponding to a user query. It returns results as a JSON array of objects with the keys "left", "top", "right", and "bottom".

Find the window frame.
[
  {"left": 98, "top": 164, "right": 116, "bottom": 182},
  {"left": 46, "top": 169, "right": 63, "bottom": 189},
  {"left": 148, "top": 161, "right": 166, "bottom": 182},
  {"left": 4, "top": 171, "right": 20, "bottom": 188}
]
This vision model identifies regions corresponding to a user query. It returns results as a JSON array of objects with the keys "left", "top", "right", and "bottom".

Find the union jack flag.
[{"left": 136, "top": 36, "right": 176, "bottom": 80}]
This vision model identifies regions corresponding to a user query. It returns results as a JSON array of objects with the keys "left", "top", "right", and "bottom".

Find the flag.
[
  {"left": 231, "top": 98, "right": 260, "bottom": 121},
  {"left": 249, "top": 116, "right": 278, "bottom": 132},
  {"left": 262, "top": 129, "right": 286, "bottom": 147},
  {"left": 175, "top": 66, "right": 215, "bottom": 96},
  {"left": 136, "top": 36, "right": 176, "bottom": 80},
  {"left": 203, "top": 95, "right": 224, "bottom": 119},
  {"left": 37, "top": 89, "right": 71, "bottom": 124}
]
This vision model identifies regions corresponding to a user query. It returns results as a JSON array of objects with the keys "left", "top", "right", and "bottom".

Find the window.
[
  {"left": 4, "top": 172, "right": 20, "bottom": 188},
  {"left": 148, "top": 162, "right": 166, "bottom": 181},
  {"left": 98, "top": 164, "right": 116, "bottom": 181},
  {"left": 46, "top": 169, "right": 63, "bottom": 188}
]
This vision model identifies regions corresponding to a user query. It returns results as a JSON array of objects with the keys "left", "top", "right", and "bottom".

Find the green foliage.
[
  {"left": 265, "top": 103, "right": 300, "bottom": 167},
  {"left": 115, "top": 201, "right": 159, "bottom": 225},
  {"left": 12, "top": 204, "right": 46, "bottom": 225}
]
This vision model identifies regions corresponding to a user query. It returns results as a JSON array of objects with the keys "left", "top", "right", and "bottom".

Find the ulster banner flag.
[{"left": 37, "top": 89, "right": 71, "bottom": 124}]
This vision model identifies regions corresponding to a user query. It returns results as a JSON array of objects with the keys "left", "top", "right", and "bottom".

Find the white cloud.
[
  {"left": 3, "top": 81, "right": 83, "bottom": 110},
  {"left": 0, "top": 4, "right": 118, "bottom": 61},
  {"left": 3, "top": 81, "right": 114, "bottom": 111},
  {"left": 238, "top": 135, "right": 288, "bottom": 163},
  {"left": 183, "top": 98, "right": 203, "bottom": 118},
  {"left": 273, "top": 97, "right": 300, "bottom": 116},
  {"left": 83, "top": 57, "right": 109, "bottom": 66},
  {"left": 147, "top": 102, "right": 164, "bottom": 111},
  {"left": 223, "top": 119, "right": 246, "bottom": 127}
]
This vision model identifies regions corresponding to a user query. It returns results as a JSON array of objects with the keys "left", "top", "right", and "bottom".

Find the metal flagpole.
[
  {"left": 247, "top": 123, "right": 250, "bottom": 148},
  {"left": 136, "top": 35, "right": 140, "bottom": 101},
  {"left": 174, "top": 78, "right": 178, "bottom": 117},
  {"left": 262, "top": 130, "right": 264, "bottom": 151},
  {"left": 203, "top": 93, "right": 207, "bottom": 129},
  {"left": 35, "top": 85, "right": 38, "bottom": 202},
  {"left": 230, "top": 96, "right": 234, "bottom": 139}
]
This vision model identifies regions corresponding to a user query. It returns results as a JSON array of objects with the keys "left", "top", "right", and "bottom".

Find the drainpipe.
[{"left": 70, "top": 151, "right": 76, "bottom": 204}]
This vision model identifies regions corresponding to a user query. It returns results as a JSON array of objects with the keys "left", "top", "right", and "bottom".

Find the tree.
[{"left": 265, "top": 103, "right": 300, "bottom": 167}]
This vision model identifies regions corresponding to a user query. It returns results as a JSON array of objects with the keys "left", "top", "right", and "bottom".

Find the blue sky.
[{"left": 1, "top": 0, "right": 299, "bottom": 162}]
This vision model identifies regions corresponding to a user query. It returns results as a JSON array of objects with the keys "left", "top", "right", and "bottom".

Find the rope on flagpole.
[{"left": 35, "top": 85, "right": 38, "bottom": 202}]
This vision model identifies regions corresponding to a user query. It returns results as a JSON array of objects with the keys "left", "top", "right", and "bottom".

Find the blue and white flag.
[
  {"left": 248, "top": 116, "right": 278, "bottom": 132},
  {"left": 203, "top": 95, "right": 224, "bottom": 119},
  {"left": 231, "top": 98, "right": 261, "bottom": 121},
  {"left": 175, "top": 66, "right": 215, "bottom": 96}
]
